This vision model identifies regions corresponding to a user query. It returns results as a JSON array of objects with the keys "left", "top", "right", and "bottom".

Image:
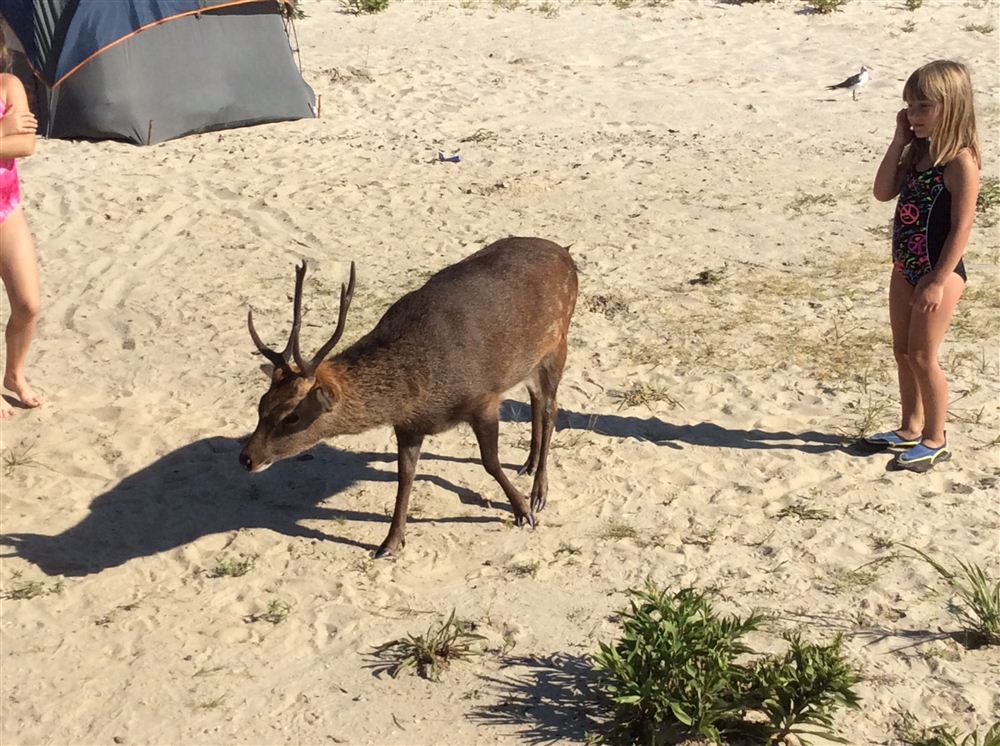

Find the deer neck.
[{"left": 315, "top": 356, "right": 413, "bottom": 433}]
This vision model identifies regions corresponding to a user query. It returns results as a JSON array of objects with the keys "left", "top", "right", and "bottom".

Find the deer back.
[{"left": 339, "top": 236, "right": 577, "bottom": 409}]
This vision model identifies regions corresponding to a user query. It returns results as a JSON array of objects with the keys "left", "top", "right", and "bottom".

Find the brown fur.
[{"left": 241, "top": 236, "right": 578, "bottom": 557}]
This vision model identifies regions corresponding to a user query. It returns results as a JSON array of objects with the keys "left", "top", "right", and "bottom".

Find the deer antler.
[
  {"left": 293, "top": 262, "right": 356, "bottom": 377},
  {"left": 248, "top": 261, "right": 308, "bottom": 374},
  {"left": 283, "top": 261, "right": 307, "bottom": 360}
]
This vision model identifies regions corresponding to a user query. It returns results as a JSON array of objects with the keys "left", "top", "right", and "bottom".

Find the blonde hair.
[
  {"left": 0, "top": 27, "right": 8, "bottom": 73},
  {"left": 903, "top": 60, "right": 981, "bottom": 168}
]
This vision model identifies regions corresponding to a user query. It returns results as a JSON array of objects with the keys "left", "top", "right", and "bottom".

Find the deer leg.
[
  {"left": 375, "top": 428, "right": 425, "bottom": 559},
  {"left": 470, "top": 410, "right": 535, "bottom": 528},
  {"left": 529, "top": 341, "right": 567, "bottom": 514},
  {"left": 518, "top": 383, "right": 543, "bottom": 476}
]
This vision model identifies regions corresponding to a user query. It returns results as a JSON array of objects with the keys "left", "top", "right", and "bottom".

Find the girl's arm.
[
  {"left": 873, "top": 108, "right": 913, "bottom": 201},
  {"left": 912, "top": 149, "right": 979, "bottom": 312},
  {"left": 0, "top": 101, "right": 37, "bottom": 137},
  {"left": 0, "top": 74, "right": 36, "bottom": 159},
  {"left": 934, "top": 149, "right": 979, "bottom": 277}
]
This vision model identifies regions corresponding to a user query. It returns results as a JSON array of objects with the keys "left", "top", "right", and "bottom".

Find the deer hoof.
[
  {"left": 515, "top": 512, "right": 537, "bottom": 529},
  {"left": 530, "top": 493, "right": 547, "bottom": 513},
  {"left": 518, "top": 461, "right": 536, "bottom": 476},
  {"left": 373, "top": 543, "right": 400, "bottom": 559}
]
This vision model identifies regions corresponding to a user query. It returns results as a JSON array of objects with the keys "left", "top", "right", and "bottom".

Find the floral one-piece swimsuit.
[{"left": 892, "top": 164, "right": 967, "bottom": 286}]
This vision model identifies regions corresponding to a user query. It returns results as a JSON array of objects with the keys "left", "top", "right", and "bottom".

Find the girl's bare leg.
[
  {"left": 888, "top": 271, "right": 922, "bottom": 438},
  {"left": 906, "top": 272, "right": 965, "bottom": 447},
  {"left": 0, "top": 206, "right": 41, "bottom": 418}
]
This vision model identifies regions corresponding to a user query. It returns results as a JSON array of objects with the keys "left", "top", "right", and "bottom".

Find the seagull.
[{"left": 827, "top": 65, "right": 871, "bottom": 101}]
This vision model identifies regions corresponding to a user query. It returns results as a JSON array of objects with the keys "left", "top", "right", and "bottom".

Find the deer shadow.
[
  {"left": 500, "top": 400, "right": 844, "bottom": 455},
  {"left": 0, "top": 436, "right": 502, "bottom": 577},
  {"left": 469, "top": 653, "right": 605, "bottom": 745}
]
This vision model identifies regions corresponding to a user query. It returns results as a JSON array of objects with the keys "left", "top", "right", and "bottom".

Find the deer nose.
[{"left": 239, "top": 452, "right": 253, "bottom": 471}]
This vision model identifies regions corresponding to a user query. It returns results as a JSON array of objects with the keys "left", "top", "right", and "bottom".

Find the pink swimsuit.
[{"left": 0, "top": 99, "right": 22, "bottom": 222}]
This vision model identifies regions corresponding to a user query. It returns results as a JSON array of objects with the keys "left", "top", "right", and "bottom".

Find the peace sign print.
[
  {"left": 907, "top": 233, "right": 927, "bottom": 256},
  {"left": 898, "top": 203, "right": 920, "bottom": 225}
]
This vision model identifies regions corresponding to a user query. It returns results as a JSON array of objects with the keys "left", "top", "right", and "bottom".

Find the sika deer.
[{"left": 240, "top": 237, "right": 578, "bottom": 557}]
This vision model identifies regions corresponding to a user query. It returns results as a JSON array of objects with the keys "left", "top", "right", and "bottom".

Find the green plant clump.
[
  {"left": 342, "top": 0, "right": 389, "bottom": 14},
  {"left": 280, "top": 0, "right": 306, "bottom": 19},
  {"left": 804, "top": 0, "right": 847, "bottom": 13},
  {"left": 746, "top": 631, "right": 861, "bottom": 743},
  {"left": 594, "top": 584, "right": 764, "bottom": 741},
  {"left": 247, "top": 599, "right": 293, "bottom": 625},
  {"left": 206, "top": 555, "right": 255, "bottom": 578},
  {"left": 592, "top": 581, "right": 862, "bottom": 744}
]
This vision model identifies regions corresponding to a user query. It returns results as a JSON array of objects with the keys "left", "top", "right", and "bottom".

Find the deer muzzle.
[{"left": 239, "top": 446, "right": 271, "bottom": 473}]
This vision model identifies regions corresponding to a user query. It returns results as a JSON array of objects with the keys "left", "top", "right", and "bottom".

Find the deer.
[{"left": 239, "top": 236, "right": 579, "bottom": 558}]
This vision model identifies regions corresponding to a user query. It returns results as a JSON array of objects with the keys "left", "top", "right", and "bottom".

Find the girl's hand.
[
  {"left": 912, "top": 276, "right": 945, "bottom": 313},
  {"left": 892, "top": 108, "right": 914, "bottom": 147},
  {"left": 0, "top": 104, "right": 38, "bottom": 136}
]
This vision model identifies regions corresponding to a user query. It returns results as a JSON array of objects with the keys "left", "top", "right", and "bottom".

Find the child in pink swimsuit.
[{"left": 0, "top": 34, "right": 42, "bottom": 418}]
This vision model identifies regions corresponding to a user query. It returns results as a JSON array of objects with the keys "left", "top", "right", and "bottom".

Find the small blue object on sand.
[{"left": 438, "top": 152, "right": 462, "bottom": 163}]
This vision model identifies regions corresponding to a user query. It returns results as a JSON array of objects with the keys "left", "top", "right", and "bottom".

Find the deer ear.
[{"left": 311, "top": 385, "right": 334, "bottom": 413}]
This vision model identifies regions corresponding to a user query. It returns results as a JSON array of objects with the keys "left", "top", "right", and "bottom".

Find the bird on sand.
[{"left": 827, "top": 65, "right": 871, "bottom": 101}]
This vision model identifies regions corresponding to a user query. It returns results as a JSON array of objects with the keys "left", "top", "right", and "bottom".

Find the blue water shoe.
[
  {"left": 894, "top": 441, "right": 951, "bottom": 473},
  {"left": 862, "top": 430, "right": 920, "bottom": 450}
]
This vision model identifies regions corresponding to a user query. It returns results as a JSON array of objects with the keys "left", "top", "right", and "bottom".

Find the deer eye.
[{"left": 283, "top": 413, "right": 301, "bottom": 427}]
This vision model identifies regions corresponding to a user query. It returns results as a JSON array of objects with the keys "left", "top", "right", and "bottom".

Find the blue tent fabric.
[
  {"left": 54, "top": 1, "right": 237, "bottom": 82},
  {"left": 0, "top": 0, "right": 315, "bottom": 144},
  {"left": 2, "top": 0, "right": 241, "bottom": 81},
  {"left": 1, "top": 0, "right": 36, "bottom": 62}
]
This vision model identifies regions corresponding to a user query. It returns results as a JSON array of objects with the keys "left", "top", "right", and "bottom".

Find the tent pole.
[
  {"left": 46, "top": 89, "right": 54, "bottom": 139},
  {"left": 147, "top": 120, "right": 153, "bottom": 145}
]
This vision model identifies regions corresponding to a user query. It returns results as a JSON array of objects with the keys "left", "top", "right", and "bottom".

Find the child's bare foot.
[
  {"left": 3, "top": 375, "right": 43, "bottom": 410},
  {"left": 1, "top": 399, "right": 15, "bottom": 419}
]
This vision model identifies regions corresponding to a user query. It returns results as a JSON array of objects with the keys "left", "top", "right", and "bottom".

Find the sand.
[{"left": 1, "top": 0, "right": 998, "bottom": 743}]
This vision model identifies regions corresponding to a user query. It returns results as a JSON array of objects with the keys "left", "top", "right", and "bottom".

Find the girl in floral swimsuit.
[
  {"left": 868, "top": 60, "right": 981, "bottom": 472},
  {"left": 0, "top": 29, "right": 42, "bottom": 419}
]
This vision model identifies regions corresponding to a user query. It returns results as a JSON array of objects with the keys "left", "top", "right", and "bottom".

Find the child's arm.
[
  {"left": 936, "top": 150, "right": 979, "bottom": 274},
  {"left": 0, "top": 74, "right": 36, "bottom": 159},
  {"left": 873, "top": 109, "right": 913, "bottom": 201},
  {"left": 913, "top": 149, "right": 979, "bottom": 312},
  {"left": 0, "top": 102, "right": 37, "bottom": 137}
]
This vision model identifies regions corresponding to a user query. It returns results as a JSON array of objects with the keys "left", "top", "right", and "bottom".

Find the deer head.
[{"left": 239, "top": 260, "right": 355, "bottom": 472}]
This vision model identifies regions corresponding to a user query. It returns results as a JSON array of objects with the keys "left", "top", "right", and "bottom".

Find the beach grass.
[
  {"left": 372, "top": 610, "right": 485, "bottom": 681},
  {"left": 246, "top": 599, "right": 294, "bottom": 625},
  {"left": 2, "top": 573, "right": 64, "bottom": 600},
  {"left": 205, "top": 555, "right": 256, "bottom": 579},
  {"left": 2, "top": 443, "right": 38, "bottom": 478},
  {"left": 899, "top": 544, "right": 1000, "bottom": 648},
  {"left": 599, "top": 519, "right": 639, "bottom": 541},
  {"left": 896, "top": 714, "right": 1000, "bottom": 746}
]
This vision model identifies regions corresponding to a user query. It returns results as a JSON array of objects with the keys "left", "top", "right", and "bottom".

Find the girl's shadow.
[{"left": 500, "top": 401, "right": 844, "bottom": 454}]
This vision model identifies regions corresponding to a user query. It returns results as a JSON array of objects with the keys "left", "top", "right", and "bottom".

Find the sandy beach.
[{"left": 1, "top": 0, "right": 998, "bottom": 743}]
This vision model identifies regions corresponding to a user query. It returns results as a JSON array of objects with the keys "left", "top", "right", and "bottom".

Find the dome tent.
[{"left": 0, "top": 0, "right": 316, "bottom": 144}]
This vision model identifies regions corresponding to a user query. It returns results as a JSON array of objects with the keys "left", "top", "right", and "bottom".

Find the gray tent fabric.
[{"left": 44, "top": 11, "right": 316, "bottom": 144}]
